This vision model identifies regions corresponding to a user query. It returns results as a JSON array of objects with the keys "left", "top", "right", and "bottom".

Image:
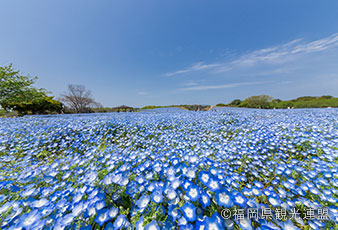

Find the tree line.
[
  {"left": 2, "top": 64, "right": 337, "bottom": 116},
  {"left": 217, "top": 95, "right": 338, "bottom": 109}
]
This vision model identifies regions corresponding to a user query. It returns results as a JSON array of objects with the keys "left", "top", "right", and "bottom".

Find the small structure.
[{"left": 112, "top": 105, "right": 135, "bottom": 112}]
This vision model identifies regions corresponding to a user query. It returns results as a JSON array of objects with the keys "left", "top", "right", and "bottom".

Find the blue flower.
[
  {"left": 168, "top": 205, "right": 181, "bottom": 220},
  {"left": 238, "top": 218, "right": 253, "bottom": 230},
  {"left": 109, "top": 207, "right": 119, "bottom": 218},
  {"left": 204, "top": 216, "right": 223, "bottom": 230},
  {"left": 151, "top": 190, "right": 163, "bottom": 204},
  {"left": 279, "top": 219, "right": 300, "bottom": 230},
  {"left": 104, "top": 222, "right": 114, "bottom": 230},
  {"left": 206, "top": 177, "right": 221, "bottom": 192},
  {"left": 95, "top": 208, "right": 110, "bottom": 226},
  {"left": 17, "top": 209, "right": 42, "bottom": 228},
  {"left": 186, "top": 184, "right": 200, "bottom": 202},
  {"left": 268, "top": 196, "right": 281, "bottom": 207},
  {"left": 145, "top": 220, "right": 160, "bottom": 230},
  {"left": 135, "top": 216, "right": 145, "bottom": 230},
  {"left": 232, "top": 192, "right": 248, "bottom": 208},
  {"left": 136, "top": 195, "right": 150, "bottom": 210},
  {"left": 180, "top": 202, "right": 196, "bottom": 222},
  {"left": 200, "top": 192, "right": 211, "bottom": 208},
  {"left": 166, "top": 189, "right": 177, "bottom": 200},
  {"left": 215, "top": 190, "right": 234, "bottom": 208},
  {"left": 113, "top": 214, "right": 126, "bottom": 229},
  {"left": 199, "top": 171, "right": 210, "bottom": 186}
]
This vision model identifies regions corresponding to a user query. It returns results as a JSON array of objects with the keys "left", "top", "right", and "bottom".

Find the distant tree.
[
  {"left": 228, "top": 99, "right": 242, "bottom": 106},
  {"left": 240, "top": 95, "right": 273, "bottom": 109},
  {"left": 292, "top": 96, "right": 316, "bottom": 102},
  {"left": 272, "top": 99, "right": 282, "bottom": 103},
  {"left": 319, "top": 95, "right": 333, "bottom": 100},
  {"left": 60, "top": 84, "right": 99, "bottom": 113},
  {"left": 0, "top": 64, "right": 62, "bottom": 115},
  {"left": 216, "top": 103, "right": 226, "bottom": 107}
]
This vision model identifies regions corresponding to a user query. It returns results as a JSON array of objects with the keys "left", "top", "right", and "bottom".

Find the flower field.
[{"left": 0, "top": 109, "right": 337, "bottom": 229}]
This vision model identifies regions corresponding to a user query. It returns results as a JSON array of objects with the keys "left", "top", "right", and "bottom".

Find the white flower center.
[
  {"left": 220, "top": 193, "right": 229, "bottom": 203},
  {"left": 235, "top": 196, "right": 243, "bottom": 204},
  {"left": 189, "top": 188, "right": 198, "bottom": 198},
  {"left": 185, "top": 207, "right": 193, "bottom": 218}
]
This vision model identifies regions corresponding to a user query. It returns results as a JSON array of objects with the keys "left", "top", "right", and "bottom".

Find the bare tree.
[{"left": 60, "top": 84, "right": 99, "bottom": 113}]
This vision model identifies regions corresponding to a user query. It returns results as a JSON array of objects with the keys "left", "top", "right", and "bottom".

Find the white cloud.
[
  {"left": 180, "top": 81, "right": 266, "bottom": 91},
  {"left": 165, "top": 33, "right": 338, "bottom": 76},
  {"left": 164, "top": 62, "right": 222, "bottom": 77}
]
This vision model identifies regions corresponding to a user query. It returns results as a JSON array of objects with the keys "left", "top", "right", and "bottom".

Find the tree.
[
  {"left": 0, "top": 64, "right": 36, "bottom": 108},
  {"left": 228, "top": 99, "right": 242, "bottom": 107},
  {"left": 0, "top": 64, "right": 62, "bottom": 115},
  {"left": 240, "top": 95, "right": 273, "bottom": 109},
  {"left": 60, "top": 84, "right": 99, "bottom": 113}
]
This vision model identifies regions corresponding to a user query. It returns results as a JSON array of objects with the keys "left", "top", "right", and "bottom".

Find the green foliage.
[
  {"left": 225, "top": 95, "right": 338, "bottom": 109},
  {"left": 239, "top": 95, "right": 273, "bottom": 109},
  {"left": 141, "top": 105, "right": 165, "bottom": 110},
  {"left": 0, "top": 64, "right": 36, "bottom": 101},
  {"left": 275, "top": 96, "right": 338, "bottom": 108},
  {"left": 216, "top": 103, "right": 226, "bottom": 107},
  {"left": 228, "top": 99, "right": 242, "bottom": 106},
  {"left": 142, "top": 104, "right": 211, "bottom": 111},
  {"left": 0, "top": 64, "right": 62, "bottom": 115}
]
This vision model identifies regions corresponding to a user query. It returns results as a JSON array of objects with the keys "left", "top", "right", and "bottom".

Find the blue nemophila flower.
[
  {"left": 151, "top": 190, "right": 163, "bottom": 204},
  {"left": 72, "top": 201, "right": 87, "bottom": 216},
  {"left": 198, "top": 171, "right": 210, "bottom": 185},
  {"left": 113, "top": 214, "right": 126, "bottom": 229},
  {"left": 95, "top": 208, "right": 110, "bottom": 226},
  {"left": 168, "top": 205, "right": 181, "bottom": 220},
  {"left": 135, "top": 216, "right": 145, "bottom": 230},
  {"left": 200, "top": 192, "right": 211, "bottom": 208},
  {"left": 250, "top": 186, "right": 262, "bottom": 196},
  {"left": 237, "top": 218, "right": 253, "bottom": 230},
  {"left": 166, "top": 189, "right": 177, "bottom": 200},
  {"left": 109, "top": 207, "right": 118, "bottom": 218},
  {"left": 186, "top": 184, "right": 200, "bottom": 201},
  {"left": 195, "top": 218, "right": 207, "bottom": 230},
  {"left": 95, "top": 200, "right": 106, "bottom": 210},
  {"left": 30, "top": 198, "right": 49, "bottom": 208},
  {"left": 17, "top": 209, "right": 42, "bottom": 228},
  {"left": 20, "top": 186, "right": 38, "bottom": 197},
  {"left": 204, "top": 215, "right": 223, "bottom": 230},
  {"left": 223, "top": 219, "right": 234, "bottom": 229},
  {"left": 180, "top": 202, "right": 196, "bottom": 222},
  {"left": 279, "top": 219, "right": 300, "bottom": 230},
  {"left": 104, "top": 222, "right": 114, "bottom": 230},
  {"left": 178, "top": 216, "right": 188, "bottom": 226},
  {"left": 233, "top": 192, "right": 248, "bottom": 208},
  {"left": 182, "top": 180, "right": 192, "bottom": 190},
  {"left": 215, "top": 190, "right": 234, "bottom": 208},
  {"left": 206, "top": 177, "right": 221, "bottom": 192},
  {"left": 145, "top": 220, "right": 160, "bottom": 230},
  {"left": 136, "top": 195, "right": 150, "bottom": 209},
  {"left": 268, "top": 196, "right": 281, "bottom": 207},
  {"left": 170, "top": 177, "right": 181, "bottom": 189}
]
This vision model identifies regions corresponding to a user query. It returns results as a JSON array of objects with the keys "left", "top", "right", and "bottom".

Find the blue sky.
[{"left": 1, "top": 0, "right": 338, "bottom": 107}]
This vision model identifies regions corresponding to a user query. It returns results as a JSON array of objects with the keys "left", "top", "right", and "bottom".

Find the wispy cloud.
[
  {"left": 165, "top": 33, "right": 338, "bottom": 76},
  {"left": 164, "top": 62, "right": 222, "bottom": 77},
  {"left": 179, "top": 81, "right": 267, "bottom": 91}
]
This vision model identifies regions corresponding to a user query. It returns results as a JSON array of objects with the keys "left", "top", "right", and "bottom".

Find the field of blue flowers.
[{"left": 0, "top": 108, "right": 337, "bottom": 229}]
